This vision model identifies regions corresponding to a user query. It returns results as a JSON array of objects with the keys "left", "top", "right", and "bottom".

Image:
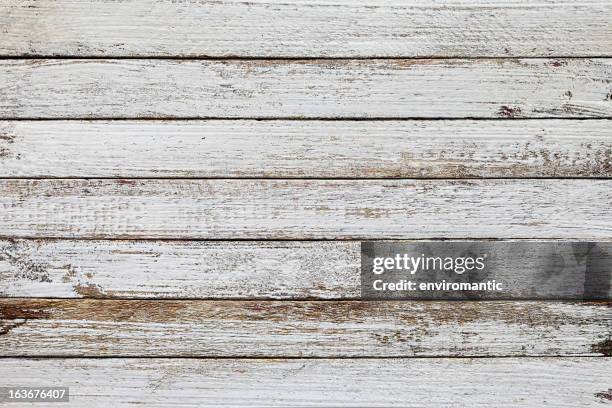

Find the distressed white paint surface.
[
  {"left": 1, "top": 358, "right": 611, "bottom": 407},
  {"left": 1, "top": 1, "right": 610, "bottom": 405},
  {"left": 0, "top": 179, "right": 610, "bottom": 239},
  {"left": 1, "top": 120, "right": 610, "bottom": 178},
  {"left": 1, "top": 59, "right": 610, "bottom": 119},
  {"left": 1, "top": 239, "right": 611, "bottom": 300},
  {"left": 0, "top": 240, "right": 359, "bottom": 299},
  {"left": 0, "top": 299, "right": 609, "bottom": 357},
  {"left": 1, "top": 0, "right": 611, "bottom": 57}
]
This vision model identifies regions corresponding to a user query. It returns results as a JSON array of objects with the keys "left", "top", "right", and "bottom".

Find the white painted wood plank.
[
  {"left": 1, "top": 0, "right": 611, "bottom": 57},
  {"left": 0, "top": 299, "right": 609, "bottom": 357},
  {"left": 1, "top": 358, "right": 611, "bottom": 407},
  {"left": 0, "top": 179, "right": 610, "bottom": 239},
  {"left": 1, "top": 120, "right": 610, "bottom": 178},
  {"left": 0, "top": 240, "right": 359, "bottom": 299},
  {"left": 1, "top": 59, "right": 610, "bottom": 118},
  {"left": 2, "top": 239, "right": 611, "bottom": 300}
]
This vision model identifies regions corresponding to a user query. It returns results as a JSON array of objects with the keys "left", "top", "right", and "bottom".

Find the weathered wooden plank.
[
  {"left": 1, "top": 59, "right": 610, "bottom": 119},
  {"left": 1, "top": 120, "right": 610, "bottom": 178},
  {"left": 0, "top": 179, "right": 610, "bottom": 239},
  {"left": 1, "top": 358, "right": 610, "bottom": 407},
  {"left": 0, "top": 299, "right": 609, "bottom": 357},
  {"left": 2, "top": 239, "right": 611, "bottom": 300},
  {"left": 1, "top": 0, "right": 611, "bottom": 58},
  {"left": 0, "top": 240, "right": 359, "bottom": 299}
]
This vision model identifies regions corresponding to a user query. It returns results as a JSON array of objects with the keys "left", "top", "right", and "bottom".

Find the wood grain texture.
[
  {"left": 0, "top": 299, "right": 610, "bottom": 357},
  {"left": 2, "top": 239, "right": 611, "bottom": 300},
  {"left": 0, "top": 179, "right": 610, "bottom": 239},
  {"left": 1, "top": 59, "right": 610, "bottom": 119},
  {"left": 1, "top": 120, "right": 610, "bottom": 178},
  {"left": 1, "top": 0, "right": 611, "bottom": 58},
  {"left": 0, "top": 240, "right": 359, "bottom": 299},
  {"left": 1, "top": 358, "right": 611, "bottom": 407}
]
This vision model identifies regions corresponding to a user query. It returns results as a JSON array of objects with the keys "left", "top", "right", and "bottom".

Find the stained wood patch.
[
  {"left": 1, "top": 0, "right": 611, "bottom": 58},
  {"left": 0, "top": 179, "right": 610, "bottom": 239},
  {"left": 1, "top": 59, "right": 610, "bottom": 119},
  {"left": 1, "top": 120, "right": 610, "bottom": 178},
  {"left": 1, "top": 239, "right": 611, "bottom": 300},
  {"left": 1, "top": 358, "right": 611, "bottom": 407},
  {"left": 0, "top": 299, "right": 610, "bottom": 357}
]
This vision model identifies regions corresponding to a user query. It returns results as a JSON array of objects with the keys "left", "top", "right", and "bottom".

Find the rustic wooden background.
[{"left": 0, "top": 1, "right": 611, "bottom": 406}]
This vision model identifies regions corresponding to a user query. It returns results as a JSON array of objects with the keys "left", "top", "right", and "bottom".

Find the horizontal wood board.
[
  {"left": 0, "top": 299, "right": 610, "bottom": 357},
  {"left": 1, "top": 239, "right": 611, "bottom": 300},
  {"left": 1, "top": 0, "right": 611, "bottom": 58},
  {"left": 0, "top": 358, "right": 610, "bottom": 407},
  {"left": 0, "top": 179, "right": 610, "bottom": 239},
  {"left": 0, "top": 120, "right": 610, "bottom": 178},
  {"left": 1, "top": 59, "right": 611, "bottom": 119}
]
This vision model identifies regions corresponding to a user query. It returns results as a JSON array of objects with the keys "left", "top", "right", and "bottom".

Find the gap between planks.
[
  {"left": 0, "top": 355, "right": 607, "bottom": 360},
  {"left": 3, "top": 56, "right": 612, "bottom": 60},
  {"left": 4, "top": 117, "right": 612, "bottom": 120}
]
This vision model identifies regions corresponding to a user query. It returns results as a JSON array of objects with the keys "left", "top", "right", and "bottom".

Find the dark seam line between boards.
[
  {"left": 0, "top": 355, "right": 606, "bottom": 360},
  {"left": 3, "top": 117, "right": 611, "bottom": 121},
  {"left": 1, "top": 176, "right": 611, "bottom": 180},
  {"left": 0, "top": 177, "right": 610, "bottom": 180},
  {"left": 2, "top": 296, "right": 609, "bottom": 303},
  {"left": 0, "top": 297, "right": 609, "bottom": 302},
  {"left": 1, "top": 237, "right": 611, "bottom": 242},
  {"left": 1, "top": 55, "right": 611, "bottom": 60}
]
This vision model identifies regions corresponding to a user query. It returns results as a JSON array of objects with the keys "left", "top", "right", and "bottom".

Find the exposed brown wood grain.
[
  {"left": 1, "top": 59, "right": 610, "bottom": 119},
  {"left": 0, "top": 299, "right": 609, "bottom": 357},
  {"left": 0, "top": 120, "right": 610, "bottom": 178}
]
